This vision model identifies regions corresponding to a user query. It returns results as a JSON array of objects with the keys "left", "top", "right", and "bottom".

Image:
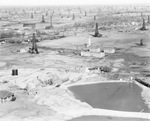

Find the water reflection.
[{"left": 69, "top": 82, "right": 150, "bottom": 112}]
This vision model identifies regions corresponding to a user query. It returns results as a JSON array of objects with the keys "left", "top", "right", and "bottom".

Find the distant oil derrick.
[
  {"left": 49, "top": 10, "right": 54, "bottom": 27},
  {"left": 79, "top": 8, "right": 82, "bottom": 13},
  {"left": 29, "top": 33, "right": 39, "bottom": 54},
  {"left": 46, "top": 11, "right": 48, "bottom": 16},
  {"left": 41, "top": 14, "right": 45, "bottom": 23},
  {"left": 85, "top": 11, "right": 87, "bottom": 16},
  {"left": 94, "top": 15, "right": 96, "bottom": 20},
  {"left": 31, "top": 12, "right": 34, "bottom": 18},
  {"left": 68, "top": 9, "right": 70, "bottom": 14},
  {"left": 72, "top": 13, "right": 75, "bottom": 20},
  {"left": 140, "top": 18, "right": 147, "bottom": 30},
  {"left": 74, "top": 22, "right": 78, "bottom": 30},
  {"left": 52, "top": 10, "right": 55, "bottom": 14},
  {"left": 140, "top": 39, "right": 143, "bottom": 46},
  {"left": 141, "top": 12, "right": 143, "bottom": 18},
  {"left": 23, "top": 9, "right": 25, "bottom": 13},
  {"left": 148, "top": 16, "right": 150, "bottom": 24},
  {"left": 50, "top": 15, "right": 53, "bottom": 27},
  {"left": 93, "top": 23, "right": 102, "bottom": 37}
]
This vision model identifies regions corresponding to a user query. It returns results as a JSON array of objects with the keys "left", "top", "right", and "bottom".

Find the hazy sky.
[{"left": 0, "top": 0, "right": 150, "bottom": 6}]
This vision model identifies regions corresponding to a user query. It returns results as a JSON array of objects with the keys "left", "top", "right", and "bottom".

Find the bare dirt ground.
[{"left": 0, "top": 5, "right": 150, "bottom": 121}]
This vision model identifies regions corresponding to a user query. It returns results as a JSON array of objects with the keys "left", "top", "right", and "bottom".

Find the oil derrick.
[
  {"left": 94, "top": 23, "right": 102, "bottom": 37},
  {"left": 31, "top": 13, "right": 34, "bottom": 18},
  {"left": 46, "top": 11, "right": 48, "bottom": 16},
  {"left": 94, "top": 15, "right": 96, "bottom": 20},
  {"left": 148, "top": 16, "right": 150, "bottom": 24},
  {"left": 141, "top": 12, "right": 143, "bottom": 18},
  {"left": 49, "top": 10, "right": 54, "bottom": 28},
  {"left": 79, "top": 8, "right": 82, "bottom": 13},
  {"left": 68, "top": 9, "right": 70, "bottom": 14},
  {"left": 41, "top": 14, "right": 45, "bottom": 23},
  {"left": 85, "top": 11, "right": 87, "bottom": 16},
  {"left": 30, "top": 33, "right": 39, "bottom": 54},
  {"left": 140, "top": 18, "right": 146, "bottom": 30},
  {"left": 72, "top": 13, "right": 75, "bottom": 20},
  {"left": 140, "top": 39, "right": 143, "bottom": 46},
  {"left": 23, "top": 9, "right": 25, "bottom": 13},
  {"left": 50, "top": 15, "right": 53, "bottom": 27}
]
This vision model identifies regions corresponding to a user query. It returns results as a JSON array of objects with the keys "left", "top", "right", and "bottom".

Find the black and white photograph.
[{"left": 0, "top": 0, "right": 150, "bottom": 121}]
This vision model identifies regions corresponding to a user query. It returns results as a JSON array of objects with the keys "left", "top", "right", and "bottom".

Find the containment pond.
[
  {"left": 68, "top": 115, "right": 150, "bottom": 121},
  {"left": 68, "top": 82, "right": 150, "bottom": 112}
]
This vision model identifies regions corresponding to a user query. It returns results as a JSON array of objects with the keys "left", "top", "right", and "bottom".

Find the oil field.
[{"left": 0, "top": 2, "right": 150, "bottom": 121}]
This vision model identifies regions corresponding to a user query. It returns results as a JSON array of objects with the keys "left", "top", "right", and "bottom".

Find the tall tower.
[
  {"left": 148, "top": 16, "right": 150, "bottom": 24},
  {"left": 140, "top": 18, "right": 146, "bottom": 30},
  {"left": 31, "top": 13, "right": 34, "bottom": 19},
  {"left": 95, "top": 23, "right": 99, "bottom": 36},
  {"left": 41, "top": 15, "right": 45, "bottom": 23}
]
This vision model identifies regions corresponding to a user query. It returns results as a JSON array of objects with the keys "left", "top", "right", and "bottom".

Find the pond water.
[
  {"left": 68, "top": 115, "right": 149, "bottom": 121},
  {"left": 69, "top": 82, "right": 150, "bottom": 112}
]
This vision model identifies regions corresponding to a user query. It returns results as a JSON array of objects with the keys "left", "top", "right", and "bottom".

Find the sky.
[{"left": 0, "top": 0, "right": 150, "bottom": 6}]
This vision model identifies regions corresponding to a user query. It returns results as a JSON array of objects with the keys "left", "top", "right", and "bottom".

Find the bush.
[
  {"left": 5, "top": 37, "right": 22, "bottom": 43},
  {"left": 0, "top": 29, "right": 22, "bottom": 39}
]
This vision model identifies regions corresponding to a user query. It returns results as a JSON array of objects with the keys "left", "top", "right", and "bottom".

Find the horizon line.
[{"left": 0, "top": 3, "right": 150, "bottom": 7}]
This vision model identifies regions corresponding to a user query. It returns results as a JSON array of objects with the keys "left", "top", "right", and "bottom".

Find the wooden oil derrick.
[
  {"left": 46, "top": 11, "right": 48, "bottom": 16},
  {"left": 50, "top": 15, "right": 53, "bottom": 27},
  {"left": 140, "top": 39, "right": 143, "bottom": 46},
  {"left": 72, "top": 13, "right": 75, "bottom": 20},
  {"left": 140, "top": 18, "right": 146, "bottom": 30},
  {"left": 74, "top": 22, "right": 78, "bottom": 30},
  {"left": 41, "top": 14, "right": 45, "bottom": 23},
  {"left": 31, "top": 12, "right": 34, "bottom": 18},
  {"left": 94, "top": 23, "right": 102, "bottom": 37},
  {"left": 68, "top": 9, "right": 70, "bottom": 14},
  {"left": 148, "top": 16, "right": 150, "bottom": 24},
  {"left": 23, "top": 9, "right": 25, "bottom": 13},
  {"left": 89, "top": 9, "right": 92, "bottom": 13},
  {"left": 85, "top": 11, "right": 87, "bottom": 16},
  {"left": 95, "top": 23, "right": 99, "bottom": 36},
  {"left": 79, "top": 8, "right": 82, "bottom": 13},
  {"left": 141, "top": 12, "right": 143, "bottom": 18},
  {"left": 94, "top": 15, "right": 96, "bottom": 20},
  {"left": 52, "top": 9, "right": 55, "bottom": 14},
  {"left": 30, "top": 33, "right": 39, "bottom": 54},
  {"left": 50, "top": 11, "right": 54, "bottom": 28}
]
